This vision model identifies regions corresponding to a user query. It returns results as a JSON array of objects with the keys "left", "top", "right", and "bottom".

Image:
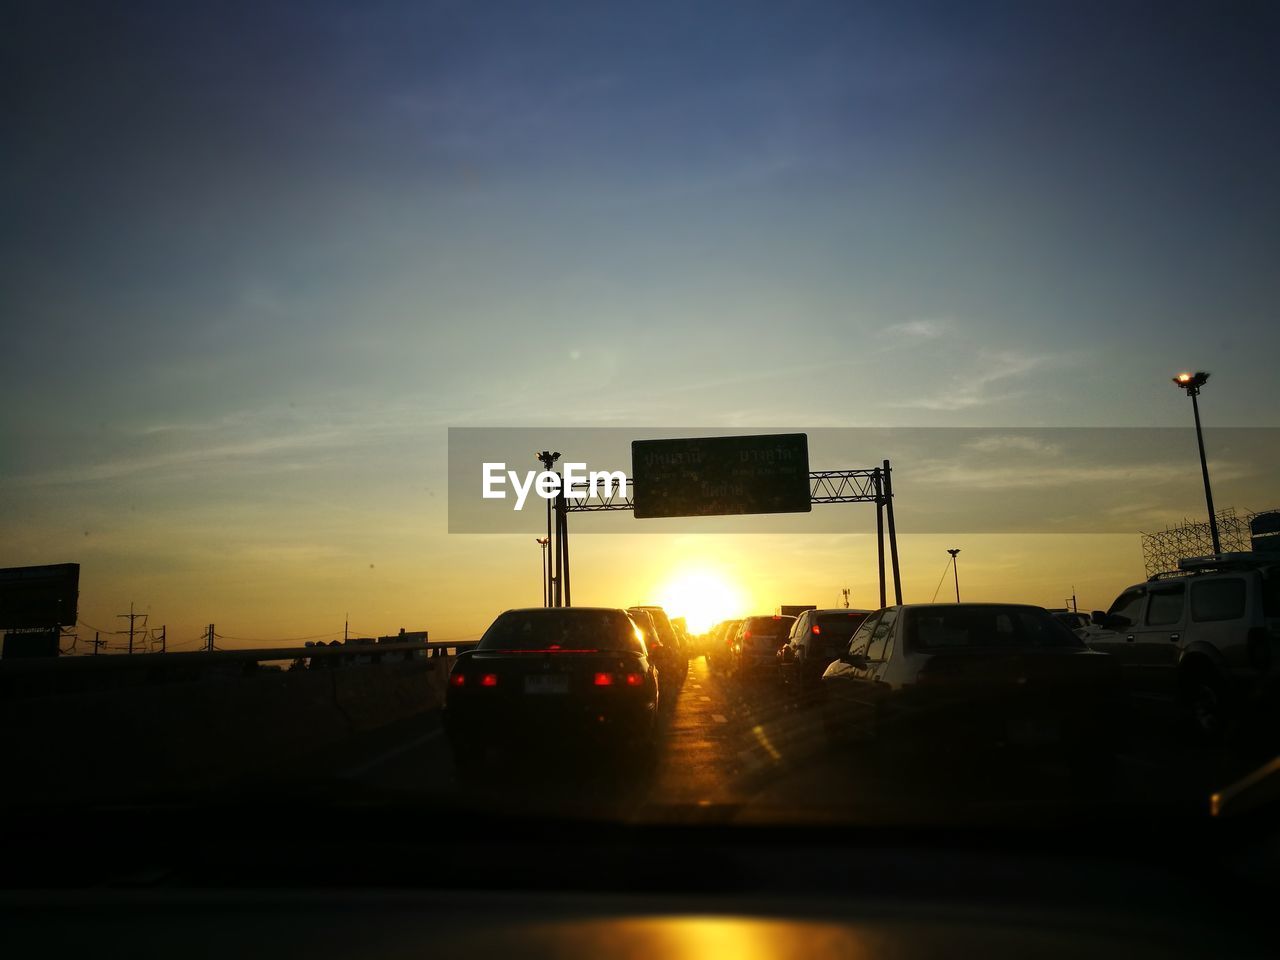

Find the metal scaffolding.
[{"left": 1141, "top": 507, "right": 1262, "bottom": 578}]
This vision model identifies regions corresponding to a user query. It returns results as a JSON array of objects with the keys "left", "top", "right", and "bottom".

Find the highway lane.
[{"left": 327, "top": 656, "right": 1226, "bottom": 822}]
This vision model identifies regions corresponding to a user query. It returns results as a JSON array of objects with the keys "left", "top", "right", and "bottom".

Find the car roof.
[
  {"left": 501, "top": 606, "right": 629, "bottom": 615},
  {"left": 811, "top": 608, "right": 875, "bottom": 615},
  {"left": 893, "top": 603, "right": 1050, "bottom": 612}
]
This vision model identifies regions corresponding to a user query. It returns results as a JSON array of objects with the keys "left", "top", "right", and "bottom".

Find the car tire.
[{"left": 1178, "top": 664, "right": 1229, "bottom": 743}]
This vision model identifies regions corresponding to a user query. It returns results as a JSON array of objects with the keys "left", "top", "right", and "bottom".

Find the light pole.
[
  {"left": 535, "top": 451, "right": 560, "bottom": 606},
  {"left": 947, "top": 549, "right": 961, "bottom": 602},
  {"left": 535, "top": 538, "right": 550, "bottom": 607},
  {"left": 1172, "top": 371, "right": 1221, "bottom": 555}
]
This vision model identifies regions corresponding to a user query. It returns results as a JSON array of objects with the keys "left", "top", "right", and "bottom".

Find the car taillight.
[
  {"left": 625, "top": 673, "right": 644, "bottom": 686},
  {"left": 743, "top": 630, "right": 752, "bottom": 640},
  {"left": 480, "top": 673, "right": 499, "bottom": 687},
  {"left": 593, "top": 672, "right": 614, "bottom": 686},
  {"left": 812, "top": 625, "right": 821, "bottom": 635},
  {"left": 449, "top": 673, "right": 466, "bottom": 687}
]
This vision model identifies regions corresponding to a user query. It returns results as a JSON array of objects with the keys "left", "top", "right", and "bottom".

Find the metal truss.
[
  {"left": 1141, "top": 507, "right": 1260, "bottom": 577},
  {"left": 564, "top": 468, "right": 887, "bottom": 512}
]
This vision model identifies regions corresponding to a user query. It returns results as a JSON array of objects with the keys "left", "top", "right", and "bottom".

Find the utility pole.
[
  {"left": 118, "top": 603, "right": 146, "bottom": 655},
  {"left": 841, "top": 588, "right": 850, "bottom": 609},
  {"left": 91, "top": 630, "right": 104, "bottom": 656},
  {"left": 344, "top": 614, "right": 349, "bottom": 642},
  {"left": 206, "top": 623, "right": 215, "bottom": 653},
  {"left": 947, "top": 549, "right": 961, "bottom": 602},
  {"left": 159, "top": 625, "right": 166, "bottom": 654}
]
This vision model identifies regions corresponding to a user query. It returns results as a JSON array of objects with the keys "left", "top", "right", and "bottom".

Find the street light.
[
  {"left": 947, "top": 548, "right": 961, "bottom": 602},
  {"left": 535, "top": 537, "right": 550, "bottom": 607},
  {"left": 1171, "top": 371, "right": 1221, "bottom": 555},
  {"left": 535, "top": 451, "right": 561, "bottom": 606}
]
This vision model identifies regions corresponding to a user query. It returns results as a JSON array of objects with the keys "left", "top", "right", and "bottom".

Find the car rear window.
[
  {"left": 630, "top": 607, "right": 679, "bottom": 648},
  {"left": 1191, "top": 578, "right": 1247, "bottom": 623},
  {"left": 480, "top": 610, "right": 643, "bottom": 652},
  {"left": 813, "top": 612, "right": 869, "bottom": 646},
  {"left": 744, "top": 617, "right": 793, "bottom": 638},
  {"left": 905, "top": 607, "right": 1083, "bottom": 651}
]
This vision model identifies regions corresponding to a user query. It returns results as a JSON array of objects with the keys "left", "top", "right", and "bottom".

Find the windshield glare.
[{"left": 5, "top": 4, "right": 1280, "bottom": 918}]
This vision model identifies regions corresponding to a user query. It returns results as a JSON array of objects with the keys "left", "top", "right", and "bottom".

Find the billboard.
[
  {"left": 0, "top": 563, "right": 80, "bottom": 629},
  {"left": 631, "top": 434, "right": 811, "bottom": 519}
]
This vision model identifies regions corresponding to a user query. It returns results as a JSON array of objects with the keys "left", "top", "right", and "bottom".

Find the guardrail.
[{"left": 0, "top": 639, "right": 480, "bottom": 698}]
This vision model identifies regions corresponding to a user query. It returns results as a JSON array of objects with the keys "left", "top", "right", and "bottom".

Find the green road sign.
[{"left": 631, "top": 434, "right": 811, "bottom": 519}]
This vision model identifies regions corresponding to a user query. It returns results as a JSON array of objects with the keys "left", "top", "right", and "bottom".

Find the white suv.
[{"left": 1085, "top": 553, "right": 1280, "bottom": 738}]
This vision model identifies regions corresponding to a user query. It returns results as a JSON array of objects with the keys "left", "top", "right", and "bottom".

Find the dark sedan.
[
  {"left": 820, "top": 603, "right": 1123, "bottom": 780},
  {"left": 444, "top": 607, "right": 660, "bottom": 773}
]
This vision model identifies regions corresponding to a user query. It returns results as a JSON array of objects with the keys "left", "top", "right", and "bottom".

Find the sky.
[{"left": 2, "top": 1, "right": 1278, "bottom": 645}]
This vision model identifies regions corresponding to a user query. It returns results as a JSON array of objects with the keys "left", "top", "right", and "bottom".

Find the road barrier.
[{"left": 0, "top": 639, "right": 479, "bottom": 805}]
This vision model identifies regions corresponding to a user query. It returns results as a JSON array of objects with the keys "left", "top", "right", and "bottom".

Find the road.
[{"left": 318, "top": 656, "right": 1231, "bottom": 823}]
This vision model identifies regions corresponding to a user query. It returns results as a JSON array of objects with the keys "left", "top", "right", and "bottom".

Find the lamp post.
[
  {"left": 947, "top": 549, "right": 961, "bottom": 602},
  {"left": 535, "top": 451, "right": 561, "bottom": 606},
  {"left": 535, "top": 537, "right": 550, "bottom": 607},
  {"left": 1172, "top": 371, "right": 1221, "bottom": 555}
]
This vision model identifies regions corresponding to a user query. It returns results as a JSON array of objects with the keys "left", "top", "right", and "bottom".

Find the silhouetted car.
[
  {"left": 732, "top": 615, "right": 796, "bottom": 679},
  {"left": 627, "top": 606, "right": 682, "bottom": 702},
  {"left": 1085, "top": 554, "right": 1280, "bottom": 739},
  {"left": 444, "top": 607, "right": 660, "bottom": 773},
  {"left": 706, "top": 618, "right": 742, "bottom": 674},
  {"left": 629, "top": 605, "right": 688, "bottom": 684},
  {"left": 821, "top": 603, "right": 1122, "bottom": 779},
  {"left": 779, "top": 607, "right": 874, "bottom": 692}
]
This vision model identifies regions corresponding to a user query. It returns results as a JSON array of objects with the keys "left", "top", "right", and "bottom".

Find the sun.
[{"left": 655, "top": 568, "right": 748, "bottom": 634}]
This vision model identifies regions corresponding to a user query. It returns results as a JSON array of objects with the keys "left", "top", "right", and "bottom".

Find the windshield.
[{"left": 5, "top": 0, "right": 1280, "bottom": 924}]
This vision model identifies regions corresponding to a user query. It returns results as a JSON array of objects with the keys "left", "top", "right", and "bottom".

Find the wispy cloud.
[
  {"left": 881, "top": 317, "right": 952, "bottom": 341},
  {"left": 913, "top": 457, "right": 1255, "bottom": 490},
  {"left": 890, "top": 350, "right": 1049, "bottom": 411},
  {"left": 965, "top": 434, "right": 1064, "bottom": 456}
]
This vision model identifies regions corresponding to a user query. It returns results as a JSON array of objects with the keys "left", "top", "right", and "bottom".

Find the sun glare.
[{"left": 655, "top": 568, "right": 748, "bottom": 634}]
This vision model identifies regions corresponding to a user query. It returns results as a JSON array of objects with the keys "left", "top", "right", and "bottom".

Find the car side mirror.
[
  {"left": 841, "top": 652, "right": 868, "bottom": 668},
  {"left": 1090, "top": 610, "right": 1107, "bottom": 625}
]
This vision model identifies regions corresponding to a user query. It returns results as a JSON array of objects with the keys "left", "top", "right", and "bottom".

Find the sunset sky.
[{"left": 3, "top": 1, "right": 1277, "bottom": 647}]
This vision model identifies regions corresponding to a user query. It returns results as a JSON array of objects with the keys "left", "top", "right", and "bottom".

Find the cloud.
[
  {"left": 890, "top": 350, "right": 1049, "bottom": 411},
  {"left": 882, "top": 318, "right": 951, "bottom": 341},
  {"left": 965, "top": 434, "right": 1064, "bottom": 456},
  {"left": 912, "top": 457, "right": 1255, "bottom": 490}
]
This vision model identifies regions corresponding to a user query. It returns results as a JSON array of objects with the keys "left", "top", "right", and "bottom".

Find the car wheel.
[{"left": 1179, "top": 666, "right": 1227, "bottom": 742}]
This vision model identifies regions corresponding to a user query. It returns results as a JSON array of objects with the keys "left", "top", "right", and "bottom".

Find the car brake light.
[
  {"left": 480, "top": 673, "right": 499, "bottom": 687},
  {"left": 593, "top": 672, "right": 614, "bottom": 686},
  {"left": 625, "top": 673, "right": 644, "bottom": 686},
  {"left": 449, "top": 673, "right": 466, "bottom": 687},
  {"left": 812, "top": 625, "right": 821, "bottom": 635},
  {"left": 743, "top": 630, "right": 752, "bottom": 639}
]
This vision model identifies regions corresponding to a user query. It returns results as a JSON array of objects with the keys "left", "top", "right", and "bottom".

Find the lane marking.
[
  {"left": 699, "top": 695, "right": 712, "bottom": 701},
  {"left": 712, "top": 714, "right": 728, "bottom": 723},
  {"left": 340, "top": 727, "right": 444, "bottom": 779}
]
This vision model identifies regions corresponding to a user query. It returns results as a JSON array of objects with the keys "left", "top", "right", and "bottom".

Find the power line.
[{"left": 930, "top": 556, "right": 954, "bottom": 603}]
